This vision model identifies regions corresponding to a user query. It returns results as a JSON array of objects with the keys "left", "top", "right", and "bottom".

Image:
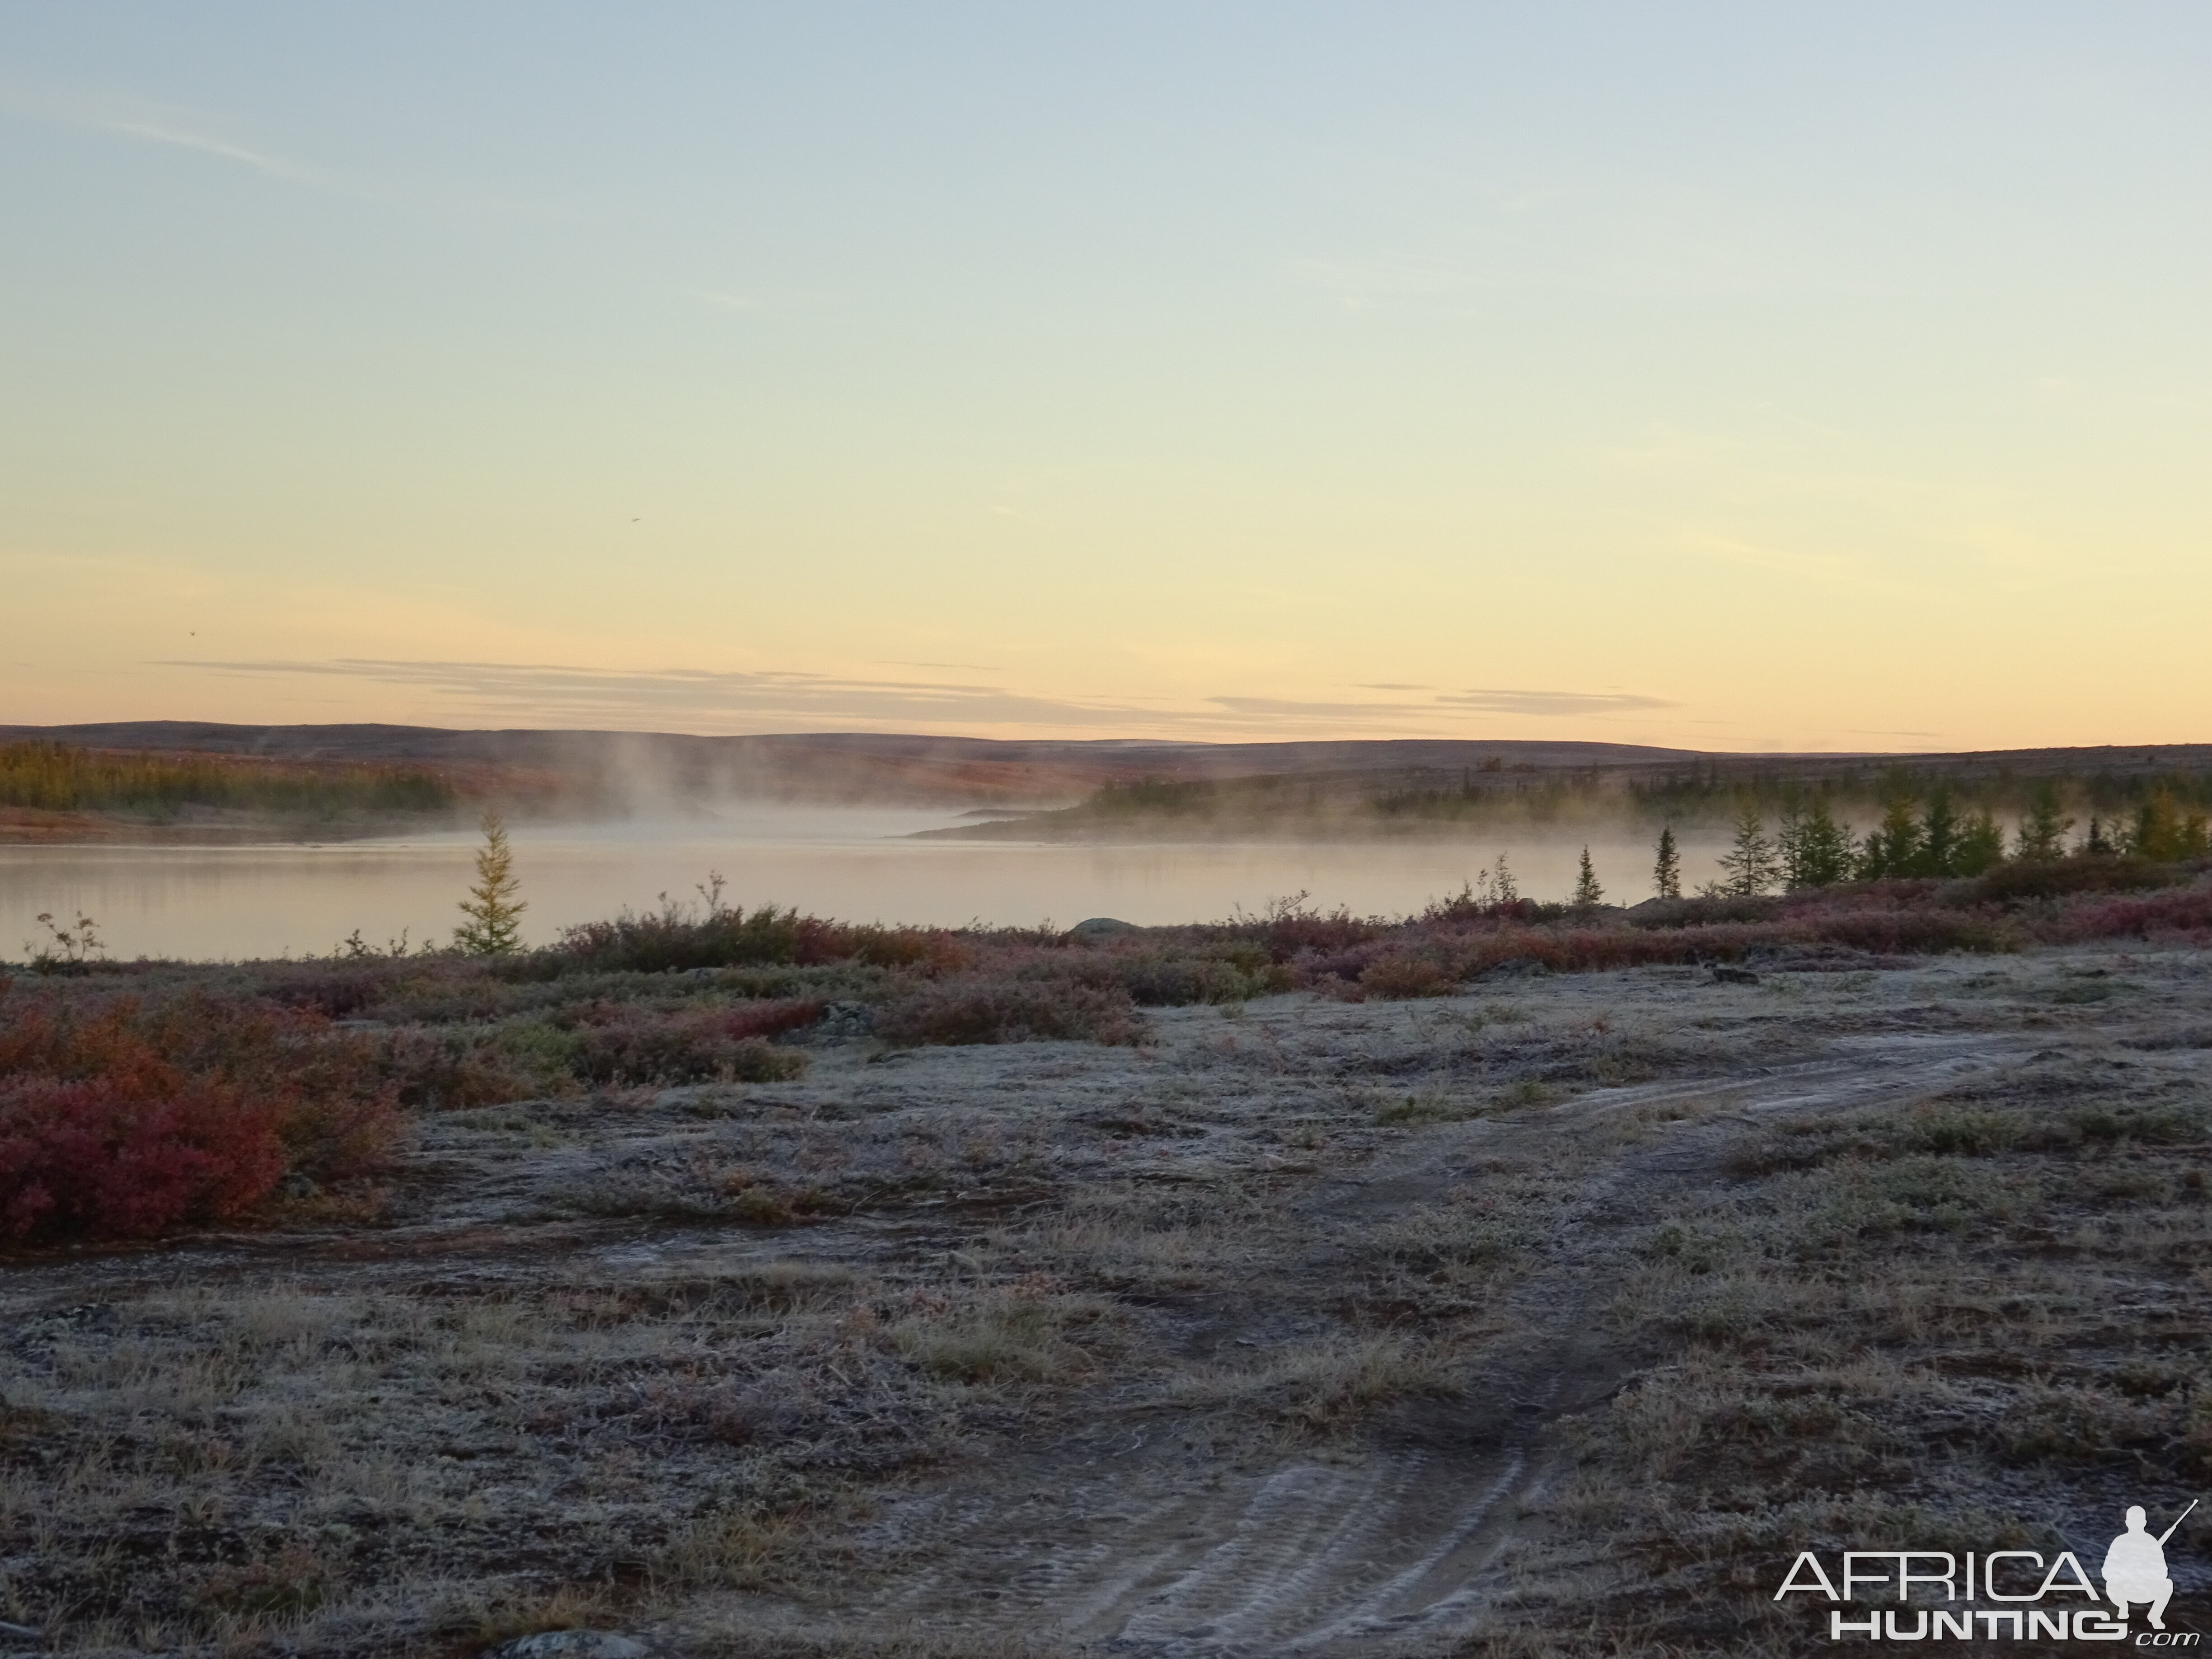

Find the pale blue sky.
[{"left": 5, "top": 4, "right": 2210, "bottom": 747}]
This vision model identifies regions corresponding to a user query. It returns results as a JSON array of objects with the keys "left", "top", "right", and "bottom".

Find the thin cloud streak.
[
  {"left": 99, "top": 117, "right": 311, "bottom": 181},
  {"left": 157, "top": 659, "right": 1680, "bottom": 736},
  {"left": 2, "top": 83, "right": 322, "bottom": 184},
  {"left": 1443, "top": 688, "right": 1676, "bottom": 715}
]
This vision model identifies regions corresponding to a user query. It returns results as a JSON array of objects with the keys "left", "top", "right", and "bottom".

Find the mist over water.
[{"left": 1, "top": 806, "right": 1730, "bottom": 962}]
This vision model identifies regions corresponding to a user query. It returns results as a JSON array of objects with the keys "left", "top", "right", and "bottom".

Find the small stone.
[{"left": 482, "top": 1632, "right": 650, "bottom": 1659}]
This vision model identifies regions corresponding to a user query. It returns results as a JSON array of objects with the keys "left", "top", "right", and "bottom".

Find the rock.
[
  {"left": 482, "top": 1633, "right": 650, "bottom": 1659},
  {"left": 1066, "top": 917, "right": 1142, "bottom": 942},
  {"left": 1708, "top": 965, "right": 1760, "bottom": 985},
  {"left": 813, "top": 1001, "right": 876, "bottom": 1038}
]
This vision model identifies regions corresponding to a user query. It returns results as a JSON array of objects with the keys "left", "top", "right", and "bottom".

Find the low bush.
[
  {"left": 562, "top": 1002, "right": 815, "bottom": 1085},
  {"left": 377, "top": 1021, "right": 580, "bottom": 1110},
  {"left": 1358, "top": 950, "right": 1469, "bottom": 1000},
  {"left": 555, "top": 895, "right": 945, "bottom": 975},
  {"left": 0, "top": 986, "right": 401, "bottom": 1242},
  {"left": 2036, "top": 886, "right": 2212, "bottom": 945},
  {"left": 1097, "top": 948, "right": 1285, "bottom": 1006},
  {"left": 876, "top": 976, "right": 1145, "bottom": 1046},
  {"left": 1960, "top": 854, "right": 2181, "bottom": 904}
]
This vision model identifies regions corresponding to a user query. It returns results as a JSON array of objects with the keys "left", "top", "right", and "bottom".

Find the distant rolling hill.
[
  {"left": 3, "top": 725, "right": 2207, "bottom": 841},
  {"left": 0, "top": 723, "right": 1711, "bottom": 807}
]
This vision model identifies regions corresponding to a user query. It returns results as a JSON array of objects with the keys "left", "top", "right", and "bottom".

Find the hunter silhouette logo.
[
  {"left": 2107, "top": 1501, "right": 2195, "bottom": 1632},
  {"left": 1775, "top": 1499, "right": 2200, "bottom": 1643}
]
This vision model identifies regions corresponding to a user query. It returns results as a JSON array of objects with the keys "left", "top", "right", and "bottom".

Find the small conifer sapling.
[
  {"left": 1572, "top": 845, "right": 1604, "bottom": 908},
  {"left": 454, "top": 809, "right": 527, "bottom": 955},
  {"left": 1653, "top": 825, "right": 1682, "bottom": 900}
]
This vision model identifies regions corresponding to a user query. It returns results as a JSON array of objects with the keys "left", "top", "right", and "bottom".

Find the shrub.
[
  {"left": 563, "top": 1003, "right": 813, "bottom": 1085},
  {"left": 2039, "top": 887, "right": 2212, "bottom": 945},
  {"left": 377, "top": 1021, "right": 579, "bottom": 1110},
  {"left": 1803, "top": 908, "right": 2011, "bottom": 955},
  {"left": 556, "top": 896, "right": 942, "bottom": 975},
  {"left": 0, "top": 1071, "right": 285, "bottom": 1240},
  {"left": 1358, "top": 950, "right": 1468, "bottom": 1000},
  {"left": 1964, "top": 855, "right": 2179, "bottom": 904},
  {"left": 0, "top": 988, "right": 401, "bottom": 1242},
  {"left": 875, "top": 976, "right": 1144, "bottom": 1046}
]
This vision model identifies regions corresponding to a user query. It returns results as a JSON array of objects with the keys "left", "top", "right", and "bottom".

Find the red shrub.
[
  {"left": 0, "top": 1069, "right": 285, "bottom": 1240},
  {"left": 2039, "top": 887, "right": 2212, "bottom": 944},
  {"left": 1801, "top": 909, "right": 2011, "bottom": 955},
  {"left": 722, "top": 998, "right": 827, "bottom": 1040},
  {"left": 0, "top": 987, "right": 402, "bottom": 1244}
]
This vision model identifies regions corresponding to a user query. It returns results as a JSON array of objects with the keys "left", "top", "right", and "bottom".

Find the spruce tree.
[
  {"left": 454, "top": 809, "right": 527, "bottom": 955},
  {"left": 1954, "top": 809, "right": 2006, "bottom": 876},
  {"left": 2013, "top": 781, "right": 2073, "bottom": 862},
  {"left": 1857, "top": 797, "right": 1921, "bottom": 879},
  {"left": 2125, "top": 789, "right": 2210, "bottom": 862},
  {"left": 1915, "top": 789, "right": 1963, "bottom": 877},
  {"left": 1653, "top": 825, "right": 1682, "bottom": 899},
  {"left": 1776, "top": 802, "right": 1805, "bottom": 890},
  {"left": 1789, "top": 797, "right": 1854, "bottom": 888},
  {"left": 1572, "top": 845, "right": 1604, "bottom": 908},
  {"left": 1715, "top": 805, "right": 1780, "bottom": 897}
]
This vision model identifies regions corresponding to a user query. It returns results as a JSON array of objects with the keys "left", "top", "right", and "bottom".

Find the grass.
[{"left": 1464, "top": 1065, "right": 2212, "bottom": 1655}]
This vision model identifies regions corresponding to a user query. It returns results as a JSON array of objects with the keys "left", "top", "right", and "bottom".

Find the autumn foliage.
[
  {"left": 0, "top": 984, "right": 401, "bottom": 1243},
  {"left": 6, "top": 848, "right": 2207, "bottom": 1245}
]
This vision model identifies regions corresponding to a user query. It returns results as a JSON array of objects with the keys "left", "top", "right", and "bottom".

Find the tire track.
[{"left": 847, "top": 1024, "right": 2044, "bottom": 1655}]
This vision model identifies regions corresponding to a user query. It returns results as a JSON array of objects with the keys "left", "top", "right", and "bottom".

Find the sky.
[{"left": 4, "top": 3, "right": 2209, "bottom": 753}]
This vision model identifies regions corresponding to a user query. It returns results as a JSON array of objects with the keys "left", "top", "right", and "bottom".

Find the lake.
[{"left": 0, "top": 807, "right": 1724, "bottom": 962}]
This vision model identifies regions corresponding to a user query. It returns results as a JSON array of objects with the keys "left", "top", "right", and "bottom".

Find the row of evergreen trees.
[{"left": 1651, "top": 784, "right": 2211, "bottom": 899}]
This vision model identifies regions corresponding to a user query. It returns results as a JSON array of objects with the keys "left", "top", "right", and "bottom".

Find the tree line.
[
  {"left": 1652, "top": 783, "right": 2211, "bottom": 899},
  {"left": 0, "top": 741, "right": 459, "bottom": 818}
]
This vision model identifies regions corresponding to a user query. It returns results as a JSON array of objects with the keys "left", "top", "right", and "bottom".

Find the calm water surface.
[{"left": 0, "top": 807, "right": 1723, "bottom": 962}]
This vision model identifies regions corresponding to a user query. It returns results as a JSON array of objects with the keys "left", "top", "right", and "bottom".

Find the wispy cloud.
[
  {"left": 97, "top": 115, "right": 312, "bottom": 181},
  {"left": 2, "top": 83, "right": 322, "bottom": 184},
  {"left": 1440, "top": 688, "right": 1676, "bottom": 716},
  {"left": 154, "top": 659, "right": 1678, "bottom": 735},
  {"left": 1209, "top": 695, "right": 1433, "bottom": 721},
  {"left": 1209, "top": 686, "right": 1673, "bottom": 722},
  {"left": 158, "top": 658, "right": 1173, "bottom": 730}
]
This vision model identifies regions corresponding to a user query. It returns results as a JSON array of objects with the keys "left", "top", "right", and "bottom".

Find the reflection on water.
[{"left": 0, "top": 806, "right": 1726, "bottom": 963}]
